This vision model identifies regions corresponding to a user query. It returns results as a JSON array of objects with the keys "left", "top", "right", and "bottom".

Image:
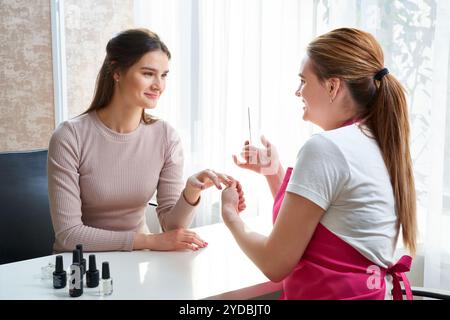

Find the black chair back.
[{"left": 0, "top": 149, "right": 54, "bottom": 264}]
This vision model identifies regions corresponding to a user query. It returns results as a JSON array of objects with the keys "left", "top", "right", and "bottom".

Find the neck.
[{"left": 98, "top": 95, "right": 142, "bottom": 134}]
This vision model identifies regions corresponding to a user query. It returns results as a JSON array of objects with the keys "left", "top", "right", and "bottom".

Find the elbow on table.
[
  {"left": 158, "top": 215, "right": 190, "bottom": 232},
  {"left": 54, "top": 235, "right": 77, "bottom": 252},
  {"left": 261, "top": 260, "right": 294, "bottom": 283},
  {"left": 264, "top": 270, "right": 288, "bottom": 283},
  {"left": 160, "top": 222, "right": 189, "bottom": 232},
  {"left": 54, "top": 227, "right": 83, "bottom": 252}
]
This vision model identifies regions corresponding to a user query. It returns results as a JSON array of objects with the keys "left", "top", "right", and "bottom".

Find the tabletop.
[{"left": 0, "top": 216, "right": 282, "bottom": 300}]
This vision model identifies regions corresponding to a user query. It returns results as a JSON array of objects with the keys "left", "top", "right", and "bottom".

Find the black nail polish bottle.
[
  {"left": 53, "top": 255, "right": 66, "bottom": 289},
  {"left": 86, "top": 254, "right": 99, "bottom": 288},
  {"left": 76, "top": 244, "right": 86, "bottom": 276},
  {"left": 69, "top": 249, "right": 83, "bottom": 297}
]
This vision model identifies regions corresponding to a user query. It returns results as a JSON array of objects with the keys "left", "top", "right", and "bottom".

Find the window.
[{"left": 54, "top": 0, "right": 450, "bottom": 290}]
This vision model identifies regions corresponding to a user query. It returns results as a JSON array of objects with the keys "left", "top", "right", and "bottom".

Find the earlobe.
[{"left": 113, "top": 72, "right": 120, "bottom": 82}]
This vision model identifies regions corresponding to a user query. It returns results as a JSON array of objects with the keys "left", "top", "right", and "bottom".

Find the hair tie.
[{"left": 374, "top": 68, "right": 389, "bottom": 81}]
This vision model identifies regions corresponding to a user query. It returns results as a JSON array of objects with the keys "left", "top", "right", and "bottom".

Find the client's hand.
[
  {"left": 151, "top": 228, "right": 207, "bottom": 251},
  {"left": 183, "top": 169, "right": 233, "bottom": 205}
]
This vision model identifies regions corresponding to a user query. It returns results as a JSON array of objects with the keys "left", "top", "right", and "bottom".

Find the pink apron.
[{"left": 272, "top": 167, "right": 413, "bottom": 300}]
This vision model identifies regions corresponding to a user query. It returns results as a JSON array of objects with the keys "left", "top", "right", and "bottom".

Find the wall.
[
  {"left": 0, "top": 0, "right": 134, "bottom": 152},
  {"left": 0, "top": 0, "right": 54, "bottom": 152},
  {"left": 64, "top": 0, "right": 134, "bottom": 118}
]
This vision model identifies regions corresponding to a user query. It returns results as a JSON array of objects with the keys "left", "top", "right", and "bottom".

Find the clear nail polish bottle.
[
  {"left": 40, "top": 262, "right": 55, "bottom": 280},
  {"left": 99, "top": 261, "right": 113, "bottom": 296}
]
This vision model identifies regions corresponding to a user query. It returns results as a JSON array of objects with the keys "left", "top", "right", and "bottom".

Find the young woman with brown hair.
[{"left": 48, "top": 29, "right": 245, "bottom": 253}]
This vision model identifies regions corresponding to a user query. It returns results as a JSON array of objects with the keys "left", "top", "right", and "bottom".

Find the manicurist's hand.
[{"left": 233, "top": 135, "right": 281, "bottom": 176}]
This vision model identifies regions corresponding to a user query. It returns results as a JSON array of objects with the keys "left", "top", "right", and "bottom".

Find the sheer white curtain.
[
  {"left": 134, "top": 0, "right": 450, "bottom": 291},
  {"left": 422, "top": 0, "right": 450, "bottom": 293},
  {"left": 134, "top": 0, "right": 314, "bottom": 226}
]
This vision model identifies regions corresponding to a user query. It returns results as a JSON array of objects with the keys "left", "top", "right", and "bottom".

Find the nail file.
[{"left": 248, "top": 106, "right": 252, "bottom": 145}]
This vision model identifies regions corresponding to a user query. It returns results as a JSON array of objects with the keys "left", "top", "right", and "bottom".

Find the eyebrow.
[
  {"left": 298, "top": 73, "right": 305, "bottom": 78},
  {"left": 140, "top": 67, "right": 169, "bottom": 73}
]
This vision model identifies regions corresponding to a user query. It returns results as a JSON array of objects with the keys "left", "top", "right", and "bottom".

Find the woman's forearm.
[
  {"left": 223, "top": 208, "right": 276, "bottom": 281},
  {"left": 265, "top": 165, "right": 285, "bottom": 199},
  {"left": 158, "top": 190, "right": 198, "bottom": 231}
]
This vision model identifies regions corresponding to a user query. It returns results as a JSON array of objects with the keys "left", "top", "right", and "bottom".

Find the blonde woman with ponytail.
[{"left": 221, "top": 28, "right": 416, "bottom": 300}]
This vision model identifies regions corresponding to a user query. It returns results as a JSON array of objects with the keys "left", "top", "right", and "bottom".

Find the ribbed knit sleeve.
[
  {"left": 47, "top": 122, "right": 135, "bottom": 252},
  {"left": 156, "top": 122, "right": 198, "bottom": 231}
]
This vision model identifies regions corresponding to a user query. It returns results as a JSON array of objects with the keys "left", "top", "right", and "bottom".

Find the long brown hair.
[
  {"left": 83, "top": 28, "right": 171, "bottom": 124},
  {"left": 307, "top": 28, "right": 417, "bottom": 256}
]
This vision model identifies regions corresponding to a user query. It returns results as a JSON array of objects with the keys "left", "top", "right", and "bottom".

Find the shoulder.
[
  {"left": 295, "top": 130, "right": 351, "bottom": 177},
  {"left": 300, "top": 132, "right": 344, "bottom": 160},
  {"left": 153, "top": 119, "right": 181, "bottom": 146},
  {"left": 52, "top": 113, "right": 92, "bottom": 136},
  {"left": 142, "top": 119, "right": 183, "bottom": 160},
  {"left": 49, "top": 114, "right": 92, "bottom": 150},
  {"left": 304, "top": 125, "right": 372, "bottom": 157}
]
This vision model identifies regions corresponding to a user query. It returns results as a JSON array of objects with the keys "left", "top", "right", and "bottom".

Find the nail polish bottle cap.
[
  {"left": 76, "top": 244, "right": 83, "bottom": 259},
  {"left": 55, "top": 255, "right": 64, "bottom": 273},
  {"left": 88, "top": 254, "right": 97, "bottom": 271},
  {"left": 72, "top": 249, "right": 80, "bottom": 264},
  {"left": 102, "top": 262, "right": 110, "bottom": 279}
]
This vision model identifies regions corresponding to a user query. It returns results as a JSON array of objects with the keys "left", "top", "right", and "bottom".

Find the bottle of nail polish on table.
[
  {"left": 76, "top": 244, "right": 86, "bottom": 276},
  {"left": 69, "top": 249, "right": 83, "bottom": 297},
  {"left": 86, "top": 254, "right": 99, "bottom": 288},
  {"left": 53, "top": 255, "right": 66, "bottom": 289},
  {"left": 99, "top": 261, "right": 113, "bottom": 296}
]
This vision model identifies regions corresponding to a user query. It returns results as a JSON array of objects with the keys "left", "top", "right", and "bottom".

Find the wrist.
[
  {"left": 265, "top": 163, "right": 284, "bottom": 179},
  {"left": 133, "top": 233, "right": 152, "bottom": 250},
  {"left": 222, "top": 203, "right": 237, "bottom": 214},
  {"left": 222, "top": 204, "right": 240, "bottom": 225},
  {"left": 183, "top": 187, "right": 201, "bottom": 206}
]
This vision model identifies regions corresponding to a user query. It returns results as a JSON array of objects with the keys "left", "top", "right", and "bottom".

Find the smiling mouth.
[{"left": 144, "top": 93, "right": 159, "bottom": 99}]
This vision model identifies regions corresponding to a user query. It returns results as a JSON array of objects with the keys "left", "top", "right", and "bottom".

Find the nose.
[
  {"left": 295, "top": 87, "right": 302, "bottom": 97},
  {"left": 151, "top": 78, "right": 161, "bottom": 91}
]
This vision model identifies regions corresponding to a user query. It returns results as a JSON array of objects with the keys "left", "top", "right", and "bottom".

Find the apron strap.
[{"left": 387, "top": 255, "right": 413, "bottom": 300}]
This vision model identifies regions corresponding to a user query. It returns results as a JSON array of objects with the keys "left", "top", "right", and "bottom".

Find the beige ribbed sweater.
[{"left": 47, "top": 111, "right": 196, "bottom": 252}]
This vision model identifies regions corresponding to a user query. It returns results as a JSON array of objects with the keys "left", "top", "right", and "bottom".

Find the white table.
[{"left": 0, "top": 217, "right": 282, "bottom": 300}]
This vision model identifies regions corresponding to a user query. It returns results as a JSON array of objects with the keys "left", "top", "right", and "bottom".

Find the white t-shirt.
[{"left": 286, "top": 124, "right": 398, "bottom": 269}]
